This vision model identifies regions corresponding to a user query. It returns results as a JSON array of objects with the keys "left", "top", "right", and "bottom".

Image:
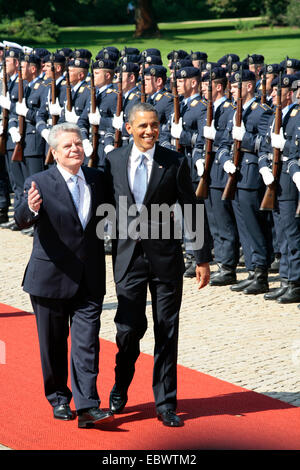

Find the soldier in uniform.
[
  {"left": 59, "top": 58, "right": 90, "bottom": 127},
  {"left": 0, "top": 47, "right": 23, "bottom": 230},
  {"left": 259, "top": 64, "right": 283, "bottom": 107},
  {"left": 217, "top": 69, "right": 274, "bottom": 294},
  {"left": 111, "top": 62, "right": 141, "bottom": 147},
  {"left": 162, "top": 66, "right": 209, "bottom": 277},
  {"left": 259, "top": 74, "right": 300, "bottom": 303},
  {"left": 195, "top": 67, "right": 240, "bottom": 285},
  {"left": 281, "top": 58, "right": 300, "bottom": 75},
  {"left": 189, "top": 51, "right": 207, "bottom": 70},
  {"left": 35, "top": 53, "right": 66, "bottom": 151},
  {"left": 0, "top": 43, "right": 10, "bottom": 224},
  {"left": 77, "top": 58, "right": 118, "bottom": 168},
  {"left": 144, "top": 65, "right": 173, "bottom": 144},
  {"left": 8, "top": 53, "right": 46, "bottom": 234}
]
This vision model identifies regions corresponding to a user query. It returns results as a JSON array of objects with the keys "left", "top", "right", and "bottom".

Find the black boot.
[
  {"left": 209, "top": 264, "right": 236, "bottom": 286},
  {"left": 277, "top": 282, "right": 300, "bottom": 304},
  {"left": 230, "top": 271, "right": 255, "bottom": 292},
  {"left": 264, "top": 278, "right": 288, "bottom": 300},
  {"left": 184, "top": 255, "right": 196, "bottom": 278},
  {"left": 243, "top": 268, "right": 269, "bottom": 295},
  {"left": 0, "top": 208, "right": 8, "bottom": 224}
]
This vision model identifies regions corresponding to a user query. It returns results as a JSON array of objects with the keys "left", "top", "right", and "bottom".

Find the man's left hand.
[{"left": 196, "top": 262, "right": 210, "bottom": 289}]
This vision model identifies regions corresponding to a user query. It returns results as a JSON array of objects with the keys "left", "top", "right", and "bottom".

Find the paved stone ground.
[{"left": 1, "top": 215, "right": 300, "bottom": 450}]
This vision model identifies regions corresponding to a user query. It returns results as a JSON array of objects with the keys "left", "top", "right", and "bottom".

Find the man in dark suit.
[
  {"left": 14, "top": 123, "right": 113, "bottom": 428},
  {"left": 106, "top": 102, "right": 211, "bottom": 427}
]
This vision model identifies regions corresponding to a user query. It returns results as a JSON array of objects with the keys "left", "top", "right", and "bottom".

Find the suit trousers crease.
[
  {"left": 30, "top": 280, "right": 103, "bottom": 411},
  {"left": 114, "top": 242, "right": 183, "bottom": 413}
]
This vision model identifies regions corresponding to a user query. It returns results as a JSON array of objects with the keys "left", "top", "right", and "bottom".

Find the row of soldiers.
[{"left": 0, "top": 42, "right": 300, "bottom": 306}]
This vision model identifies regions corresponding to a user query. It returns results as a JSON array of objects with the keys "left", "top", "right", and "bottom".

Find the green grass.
[{"left": 22, "top": 18, "right": 300, "bottom": 64}]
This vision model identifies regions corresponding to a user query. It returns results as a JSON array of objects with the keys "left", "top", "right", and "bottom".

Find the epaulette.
[
  {"left": 290, "top": 108, "right": 299, "bottom": 117},
  {"left": 61, "top": 80, "right": 67, "bottom": 85},
  {"left": 129, "top": 92, "right": 139, "bottom": 100},
  {"left": 79, "top": 86, "right": 85, "bottom": 93},
  {"left": 259, "top": 102, "right": 272, "bottom": 111},
  {"left": 162, "top": 91, "right": 172, "bottom": 99},
  {"left": 34, "top": 82, "right": 41, "bottom": 90},
  {"left": 199, "top": 98, "right": 208, "bottom": 107},
  {"left": 251, "top": 102, "right": 258, "bottom": 110}
]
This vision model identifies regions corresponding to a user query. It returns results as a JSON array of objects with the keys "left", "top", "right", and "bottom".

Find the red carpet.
[{"left": 0, "top": 302, "right": 300, "bottom": 450}]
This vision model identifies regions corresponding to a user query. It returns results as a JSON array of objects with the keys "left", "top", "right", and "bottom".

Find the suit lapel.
[{"left": 143, "top": 146, "right": 167, "bottom": 206}]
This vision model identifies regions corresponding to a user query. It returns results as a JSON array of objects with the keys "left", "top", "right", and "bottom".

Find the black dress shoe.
[
  {"left": 77, "top": 407, "right": 114, "bottom": 428},
  {"left": 53, "top": 404, "right": 74, "bottom": 421},
  {"left": 109, "top": 385, "right": 128, "bottom": 414},
  {"left": 0, "top": 219, "right": 15, "bottom": 229},
  {"left": 209, "top": 265, "right": 236, "bottom": 286},
  {"left": 277, "top": 282, "right": 300, "bottom": 304},
  {"left": 10, "top": 222, "right": 21, "bottom": 231},
  {"left": 157, "top": 410, "right": 183, "bottom": 427},
  {"left": 264, "top": 279, "right": 288, "bottom": 300},
  {"left": 230, "top": 271, "right": 255, "bottom": 292}
]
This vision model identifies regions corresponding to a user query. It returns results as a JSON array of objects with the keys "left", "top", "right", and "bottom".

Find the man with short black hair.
[{"left": 106, "top": 102, "right": 211, "bottom": 427}]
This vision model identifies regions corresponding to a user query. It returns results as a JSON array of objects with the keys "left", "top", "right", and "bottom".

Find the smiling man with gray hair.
[{"left": 14, "top": 123, "right": 113, "bottom": 429}]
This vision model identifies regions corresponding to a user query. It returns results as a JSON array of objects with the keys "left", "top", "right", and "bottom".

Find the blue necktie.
[
  {"left": 69, "top": 174, "right": 80, "bottom": 212},
  {"left": 132, "top": 154, "right": 147, "bottom": 209}
]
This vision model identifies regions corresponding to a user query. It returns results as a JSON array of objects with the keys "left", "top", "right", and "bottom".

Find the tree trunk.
[{"left": 134, "top": 0, "right": 160, "bottom": 38}]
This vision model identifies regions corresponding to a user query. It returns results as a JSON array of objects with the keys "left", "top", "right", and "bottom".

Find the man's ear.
[{"left": 125, "top": 121, "right": 132, "bottom": 135}]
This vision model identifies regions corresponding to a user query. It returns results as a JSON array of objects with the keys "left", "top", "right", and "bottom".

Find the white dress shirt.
[
  {"left": 128, "top": 143, "right": 155, "bottom": 193},
  {"left": 57, "top": 164, "right": 92, "bottom": 229}
]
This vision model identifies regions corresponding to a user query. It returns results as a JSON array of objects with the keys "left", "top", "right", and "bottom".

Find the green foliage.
[
  {"left": 0, "top": 10, "right": 59, "bottom": 42},
  {"left": 263, "top": 0, "right": 288, "bottom": 26},
  {"left": 286, "top": 0, "right": 300, "bottom": 27},
  {"left": 206, "top": 0, "right": 261, "bottom": 19}
]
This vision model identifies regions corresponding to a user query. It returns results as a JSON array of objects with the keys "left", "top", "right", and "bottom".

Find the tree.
[{"left": 134, "top": 0, "right": 160, "bottom": 38}]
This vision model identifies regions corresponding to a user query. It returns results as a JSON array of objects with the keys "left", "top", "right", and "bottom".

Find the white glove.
[
  {"left": 0, "top": 124, "right": 3, "bottom": 135},
  {"left": 104, "top": 144, "right": 114, "bottom": 154},
  {"left": 88, "top": 108, "right": 101, "bottom": 126},
  {"left": 271, "top": 128, "right": 286, "bottom": 151},
  {"left": 65, "top": 107, "right": 79, "bottom": 124},
  {"left": 49, "top": 98, "right": 62, "bottom": 117},
  {"left": 41, "top": 128, "right": 50, "bottom": 143},
  {"left": 259, "top": 166, "right": 274, "bottom": 186},
  {"left": 9, "top": 127, "right": 21, "bottom": 143},
  {"left": 203, "top": 120, "right": 216, "bottom": 140},
  {"left": 16, "top": 98, "right": 29, "bottom": 117},
  {"left": 171, "top": 117, "right": 183, "bottom": 139},
  {"left": 232, "top": 121, "right": 246, "bottom": 141},
  {"left": 112, "top": 111, "right": 124, "bottom": 131},
  {"left": 82, "top": 139, "right": 93, "bottom": 157},
  {"left": 195, "top": 159, "right": 205, "bottom": 177},
  {"left": 292, "top": 172, "right": 300, "bottom": 192},
  {"left": 223, "top": 160, "right": 236, "bottom": 174},
  {"left": 0, "top": 92, "right": 11, "bottom": 110}
]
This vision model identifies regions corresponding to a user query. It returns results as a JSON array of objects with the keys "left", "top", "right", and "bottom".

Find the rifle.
[
  {"left": 11, "top": 55, "right": 24, "bottom": 162},
  {"left": 260, "top": 74, "right": 282, "bottom": 211},
  {"left": 261, "top": 66, "right": 266, "bottom": 104},
  {"left": 221, "top": 66, "right": 243, "bottom": 201},
  {"left": 0, "top": 57, "right": 9, "bottom": 155},
  {"left": 196, "top": 68, "right": 214, "bottom": 199},
  {"left": 227, "top": 55, "right": 232, "bottom": 101},
  {"left": 45, "top": 58, "right": 58, "bottom": 165},
  {"left": 88, "top": 60, "right": 99, "bottom": 168},
  {"left": 140, "top": 51, "right": 146, "bottom": 103},
  {"left": 114, "top": 64, "right": 123, "bottom": 148},
  {"left": 65, "top": 59, "right": 72, "bottom": 113},
  {"left": 171, "top": 52, "right": 182, "bottom": 153}
]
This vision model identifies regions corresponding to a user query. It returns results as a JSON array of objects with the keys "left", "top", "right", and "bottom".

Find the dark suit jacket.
[
  {"left": 14, "top": 165, "right": 107, "bottom": 300},
  {"left": 106, "top": 143, "right": 212, "bottom": 284}
]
